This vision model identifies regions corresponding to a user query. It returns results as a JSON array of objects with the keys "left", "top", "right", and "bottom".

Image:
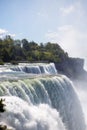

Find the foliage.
[
  {"left": 0, "top": 99, "right": 5, "bottom": 113},
  {"left": 0, "top": 99, "right": 12, "bottom": 130},
  {"left": 0, "top": 60, "right": 4, "bottom": 65},
  {"left": 0, "top": 124, "right": 12, "bottom": 130},
  {"left": 0, "top": 35, "right": 68, "bottom": 63}
]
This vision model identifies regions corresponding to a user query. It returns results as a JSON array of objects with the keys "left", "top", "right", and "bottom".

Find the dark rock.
[{"left": 55, "top": 57, "right": 87, "bottom": 80}]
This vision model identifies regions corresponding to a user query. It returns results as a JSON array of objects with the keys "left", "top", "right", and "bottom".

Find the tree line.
[{"left": 0, "top": 35, "right": 68, "bottom": 64}]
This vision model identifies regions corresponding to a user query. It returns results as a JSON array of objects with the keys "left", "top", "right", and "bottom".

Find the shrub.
[{"left": 0, "top": 60, "right": 4, "bottom": 65}]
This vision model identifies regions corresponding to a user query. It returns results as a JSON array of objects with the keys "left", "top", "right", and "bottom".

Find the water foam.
[
  {"left": 0, "top": 96, "right": 66, "bottom": 130},
  {"left": 10, "top": 63, "right": 57, "bottom": 74}
]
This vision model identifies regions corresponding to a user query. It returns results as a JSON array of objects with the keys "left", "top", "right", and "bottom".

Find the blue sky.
[{"left": 0, "top": 0, "right": 87, "bottom": 68}]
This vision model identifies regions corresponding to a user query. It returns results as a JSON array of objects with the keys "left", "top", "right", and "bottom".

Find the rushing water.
[{"left": 0, "top": 63, "right": 86, "bottom": 130}]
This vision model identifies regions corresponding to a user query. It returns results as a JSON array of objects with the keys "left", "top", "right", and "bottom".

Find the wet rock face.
[{"left": 55, "top": 58, "right": 87, "bottom": 80}]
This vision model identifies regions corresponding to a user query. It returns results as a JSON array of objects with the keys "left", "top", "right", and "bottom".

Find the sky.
[{"left": 0, "top": 0, "right": 87, "bottom": 69}]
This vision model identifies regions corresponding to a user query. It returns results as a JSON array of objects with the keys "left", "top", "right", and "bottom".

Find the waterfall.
[
  {"left": 0, "top": 75, "right": 86, "bottom": 130},
  {"left": 0, "top": 63, "right": 86, "bottom": 130},
  {"left": 10, "top": 63, "right": 57, "bottom": 74}
]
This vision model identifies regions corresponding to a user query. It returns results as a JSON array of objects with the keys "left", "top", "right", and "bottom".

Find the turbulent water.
[
  {"left": 0, "top": 63, "right": 57, "bottom": 74},
  {"left": 0, "top": 63, "right": 86, "bottom": 130}
]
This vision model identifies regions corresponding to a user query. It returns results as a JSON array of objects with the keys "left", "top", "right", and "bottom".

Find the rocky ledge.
[{"left": 55, "top": 57, "right": 87, "bottom": 81}]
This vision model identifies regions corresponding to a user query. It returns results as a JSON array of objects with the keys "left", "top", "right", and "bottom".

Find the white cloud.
[
  {"left": 8, "top": 33, "right": 16, "bottom": 38},
  {"left": 46, "top": 31, "right": 59, "bottom": 40},
  {"left": 0, "top": 28, "right": 16, "bottom": 38},
  {"left": 45, "top": 25, "right": 87, "bottom": 66},
  {"left": 37, "top": 12, "right": 48, "bottom": 18},
  {"left": 0, "top": 29, "right": 8, "bottom": 35},
  {"left": 60, "top": 5, "right": 75, "bottom": 16},
  {"left": 58, "top": 25, "right": 73, "bottom": 32},
  {"left": 59, "top": 2, "right": 83, "bottom": 16}
]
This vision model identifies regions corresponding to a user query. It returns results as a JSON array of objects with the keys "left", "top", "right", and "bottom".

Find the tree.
[
  {"left": 1, "top": 48, "right": 10, "bottom": 62},
  {"left": 3, "top": 35, "right": 14, "bottom": 46},
  {"left": 22, "top": 39, "right": 30, "bottom": 51},
  {"left": 0, "top": 99, "right": 5, "bottom": 113},
  {"left": 0, "top": 99, "right": 12, "bottom": 130},
  {"left": 0, "top": 35, "right": 69, "bottom": 63},
  {"left": 29, "top": 41, "right": 39, "bottom": 50}
]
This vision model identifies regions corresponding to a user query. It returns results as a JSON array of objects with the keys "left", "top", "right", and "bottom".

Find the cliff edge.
[{"left": 55, "top": 57, "right": 87, "bottom": 81}]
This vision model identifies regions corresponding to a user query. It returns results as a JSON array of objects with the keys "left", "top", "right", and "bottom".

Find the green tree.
[
  {"left": 1, "top": 48, "right": 10, "bottom": 62},
  {"left": 22, "top": 39, "right": 30, "bottom": 51},
  {"left": 0, "top": 99, "right": 5, "bottom": 113},
  {"left": 0, "top": 99, "right": 12, "bottom": 130}
]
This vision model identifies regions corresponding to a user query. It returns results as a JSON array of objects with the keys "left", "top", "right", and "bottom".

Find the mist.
[
  {"left": 74, "top": 80, "right": 87, "bottom": 127},
  {"left": 46, "top": 25, "right": 87, "bottom": 70}
]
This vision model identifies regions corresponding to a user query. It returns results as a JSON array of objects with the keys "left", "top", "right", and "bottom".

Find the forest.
[{"left": 0, "top": 35, "right": 68, "bottom": 64}]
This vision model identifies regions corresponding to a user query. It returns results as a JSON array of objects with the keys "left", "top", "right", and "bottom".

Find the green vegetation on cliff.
[{"left": 0, "top": 35, "right": 68, "bottom": 63}]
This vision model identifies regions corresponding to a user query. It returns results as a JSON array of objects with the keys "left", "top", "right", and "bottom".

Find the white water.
[
  {"left": 10, "top": 63, "right": 57, "bottom": 74},
  {"left": 0, "top": 96, "right": 66, "bottom": 130},
  {"left": 0, "top": 63, "right": 86, "bottom": 130},
  {"left": 0, "top": 63, "right": 57, "bottom": 81}
]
